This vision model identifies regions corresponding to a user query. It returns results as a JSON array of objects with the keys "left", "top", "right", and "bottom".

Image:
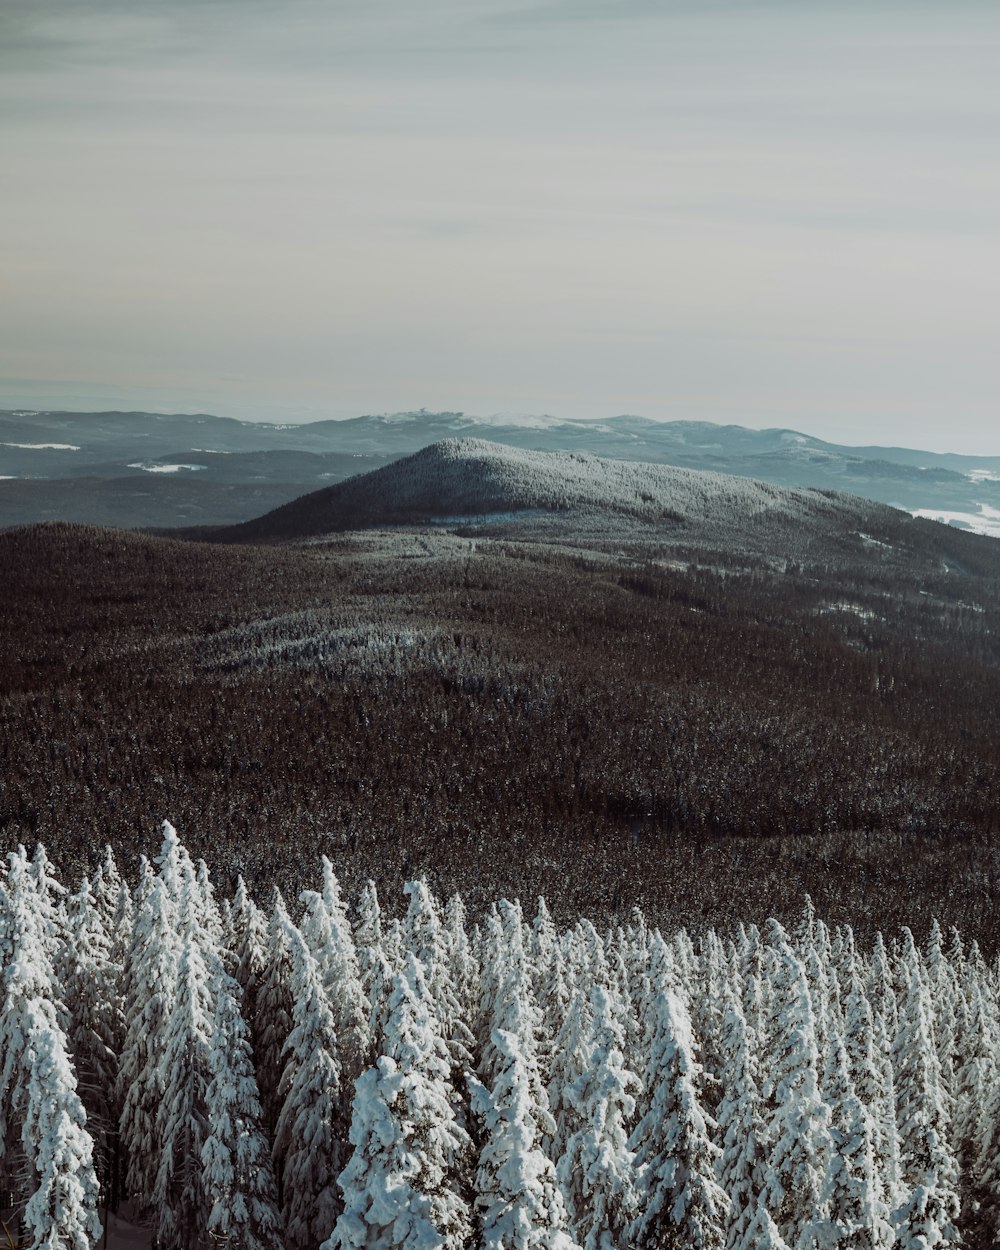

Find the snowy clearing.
[
  {"left": 910, "top": 503, "right": 1000, "bottom": 539},
  {"left": 127, "top": 462, "right": 207, "bottom": 473}
]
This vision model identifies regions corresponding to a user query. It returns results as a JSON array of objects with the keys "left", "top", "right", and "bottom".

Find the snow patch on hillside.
[
  {"left": 911, "top": 503, "right": 1000, "bottom": 539},
  {"left": 1, "top": 441, "right": 80, "bottom": 450},
  {"left": 127, "top": 462, "right": 207, "bottom": 473}
]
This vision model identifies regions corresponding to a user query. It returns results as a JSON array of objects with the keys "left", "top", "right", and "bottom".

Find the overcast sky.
[{"left": 2, "top": 1, "right": 998, "bottom": 451}]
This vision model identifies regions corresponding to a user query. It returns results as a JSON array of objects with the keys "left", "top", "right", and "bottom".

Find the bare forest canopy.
[{"left": 3, "top": 506, "right": 1000, "bottom": 946}]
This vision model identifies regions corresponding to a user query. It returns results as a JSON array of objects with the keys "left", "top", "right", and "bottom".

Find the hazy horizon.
[{"left": 4, "top": 1, "right": 999, "bottom": 455}]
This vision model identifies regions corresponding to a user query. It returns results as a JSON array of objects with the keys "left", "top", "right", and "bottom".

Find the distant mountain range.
[{"left": 2, "top": 407, "right": 999, "bottom": 534}]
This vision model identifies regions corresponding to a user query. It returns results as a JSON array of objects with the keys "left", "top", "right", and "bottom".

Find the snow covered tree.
[
  {"left": 272, "top": 916, "right": 346, "bottom": 1250},
  {"left": 759, "top": 921, "right": 832, "bottom": 1250},
  {"left": 816, "top": 1034, "right": 893, "bottom": 1249},
  {"left": 118, "top": 873, "right": 179, "bottom": 1213},
  {"left": 353, "top": 878, "right": 386, "bottom": 1004},
  {"left": 743, "top": 1198, "right": 794, "bottom": 1250},
  {"left": 716, "top": 988, "right": 767, "bottom": 1250},
  {"left": 548, "top": 983, "right": 594, "bottom": 1162},
  {"left": 890, "top": 960, "right": 961, "bottom": 1250},
  {"left": 475, "top": 1025, "right": 579, "bottom": 1250},
  {"left": 18, "top": 1000, "right": 103, "bottom": 1250},
  {"left": 326, "top": 954, "right": 473, "bottom": 1250},
  {"left": 627, "top": 989, "right": 730, "bottom": 1250},
  {"left": 154, "top": 932, "right": 214, "bottom": 1250},
  {"left": 557, "top": 983, "right": 639, "bottom": 1250},
  {"left": 403, "top": 878, "right": 474, "bottom": 1082},
  {"left": 255, "top": 891, "right": 297, "bottom": 1140},
  {"left": 201, "top": 967, "right": 283, "bottom": 1250},
  {"left": 1, "top": 851, "right": 101, "bottom": 1250},
  {"left": 301, "top": 857, "right": 371, "bottom": 1085},
  {"left": 62, "top": 875, "right": 122, "bottom": 1209}
]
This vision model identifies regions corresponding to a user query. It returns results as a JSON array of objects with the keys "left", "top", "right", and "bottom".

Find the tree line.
[{"left": 2, "top": 824, "right": 999, "bottom": 1249}]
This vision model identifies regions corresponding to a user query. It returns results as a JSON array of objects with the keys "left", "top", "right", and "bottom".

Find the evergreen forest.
[{"left": 1, "top": 825, "right": 997, "bottom": 1250}]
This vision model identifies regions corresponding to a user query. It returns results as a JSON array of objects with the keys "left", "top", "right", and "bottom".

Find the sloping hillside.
[{"left": 198, "top": 438, "right": 899, "bottom": 551}]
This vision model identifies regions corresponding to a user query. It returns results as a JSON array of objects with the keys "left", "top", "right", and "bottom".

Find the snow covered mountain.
[
  {"left": 3, "top": 408, "right": 1000, "bottom": 533},
  {"left": 208, "top": 438, "right": 901, "bottom": 548}
]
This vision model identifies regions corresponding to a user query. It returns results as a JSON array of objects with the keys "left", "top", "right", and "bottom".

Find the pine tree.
[
  {"left": 301, "top": 857, "right": 371, "bottom": 1085},
  {"left": 890, "top": 960, "right": 961, "bottom": 1250},
  {"left": 326, "top": 954, "right": 473, "bottom": 1250},
  {"left": 475, "top": 1026, "right": 579, "bottom": 1250},
  {"left": 1, "top": 850, "right": 102, "bottom": 1250},
  {"left": 548, "top": 983, "right": 594, "bottom": 1162},
  {"left": 759, "top": 922, "right": 832, "bottom": 1250},
  {"left": 627, "top": 989, "right": 730, "bottom": 1250},
  {"left": 816, "top": 1035, "right": 893, "bottom": 1249},
  {"left": 154, "top": 932, "right": 214, "bottom": 1250},
  {"left": 255, "top": 891, "right": 297, "bottom": 1140},
  {"left": 62, "top": 876, "right": 121, "bottom": 1210},
  {"left": 716, "top": 989, "right": 767, "bottom": 1250},
  {"left": 272, "top": 917, "right": 346, "bottom": 1250},
  {"left": 201, "top": 968, "right": 283, "bottom": 1250},
  {"left": 19, "top": 1001, "right": 103, "bottom": 1250},
  {"left": 557, "top": 983, "right": 639, "bottom": 1250},
  {"left": 403, "top": 878, "right": 474, "bottom": 1082},
  {"left": 118, "top": 873, "right": 179, "bottom": 1214}
]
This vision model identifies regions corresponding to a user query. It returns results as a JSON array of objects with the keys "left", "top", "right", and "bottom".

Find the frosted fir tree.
[
  {"left": 301, "top": 857, "right": 371, "bottom": 1085},
  {"left": 843, "top": 973, "right": 901, "bottom": 1212},
  {"left": 743, "top": 1198, "right": 794, "bottom": 1250},
  {"left": 201, "top": 968, "right": 283, "bottom": 1250},
  {"left": 326, "top": 955, "right": 473, "bottom": 1250},
  {"left": 759, "top": 921, "right": 832, "bottom": 1250},
  {"left": 474, "top": 1025, "right": 579, "bottom": 1250},
  {"left": 353, "top": 878, "right": 386, "bottom": 1002},
  {"left": 155, "top": 819, "right": 196, "bottom": 907},
  {"left": 923, "top": 919, "right": 960, "bottom": 1119},
  {"left": 228, "top": 876, "right": 270, "bottom": 1031},
  {"left": 154, "top": 931, "right": 215, "bottom": 1250},
  {"left": 1, "top": 852, "right": 102, "bottom": 1250},
  {"left": 118, "top": 873, "right": 179, "bottom": 1214},
  {"left": 715, "top": 988, "right": 768, "bottom": 1250},
  {"left": 28, "top": 844, "right": 69, "bottom": 991},
  {"left": 691, "top": 930, "right": 730, "bottom": 1092},
  {"left": 867, "top": 933, "right": 898, "bottom": 1043},
  {"left": 18, "top": 1000, "right": 103, "bottom": 1250},
  {"left": 62, "top": 875, "right": 122, "bottom": 1205},
  {"left": 479, "top": 900, "right": 543, "bottom": 1096},
  {"left": 627, "top": 989, "right": 730, "bottom": 1250},
  {"left": 890, "top": 960, "right": 961, "bottom": 1250},
  {"left": 255, "top": 891, "right": 297, "bottom": 1139},
  {"left": 557, "top": 983, "right": 640, "bottom": 1250},
  {"left": 272, "top": 917, "right": 346, "bottom": 1250},
  {"left": 815, "top": 1035, "right": 893, "bottom": 1250},
  {"left": 403, "top": 878, "right": 474, "bottom": 1080},
  {"left": 1, "top": 849, "right": 61, "bottom": 1149},
  {"left": 444, "top": 892, "right": 480, "bottom": 1029},
  {"left": 530, "top": 897, "right": 570, "bottom": 1082},
  {"left": 547, "top": 983, "right": 594, "bottom": 1162}
]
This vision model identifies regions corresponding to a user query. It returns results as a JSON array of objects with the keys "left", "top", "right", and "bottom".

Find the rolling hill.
[
  {"left": 3, "top": 407, "right": 1000, "bottom": 533},
  {"left": 195, "top": 437, "right": 895, "bottom": 546}
]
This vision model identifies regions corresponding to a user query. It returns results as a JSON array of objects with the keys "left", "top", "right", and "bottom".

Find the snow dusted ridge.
[
  {"left": 1, "top": 441, "right": 81, "bottom": 450},
  {"left": 1, "top": 825, "right": 991, "bottom": 1250},
  {"left": 231, "top": 436, "right": 894, "bottom": 542}
]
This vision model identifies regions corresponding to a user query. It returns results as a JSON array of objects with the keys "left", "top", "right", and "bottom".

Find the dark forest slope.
[{"left": 4, "top": 521, "right": 1000, "bottom": 944}]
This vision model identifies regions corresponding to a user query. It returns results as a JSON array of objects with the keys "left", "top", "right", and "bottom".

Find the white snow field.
[{"left": 911, "top": 502, "right": 1000, "bottom": 539}]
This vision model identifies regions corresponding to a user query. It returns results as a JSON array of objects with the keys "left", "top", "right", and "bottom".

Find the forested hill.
[
  {"left": 4, "top": 521, "right": 1000, "bottom": 944},
  {"left": 1, "top": 826, "right": 996, "bottom": 1249},
  {"left": 187, "top": 438, "right": 903, "bottom": 547}
]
